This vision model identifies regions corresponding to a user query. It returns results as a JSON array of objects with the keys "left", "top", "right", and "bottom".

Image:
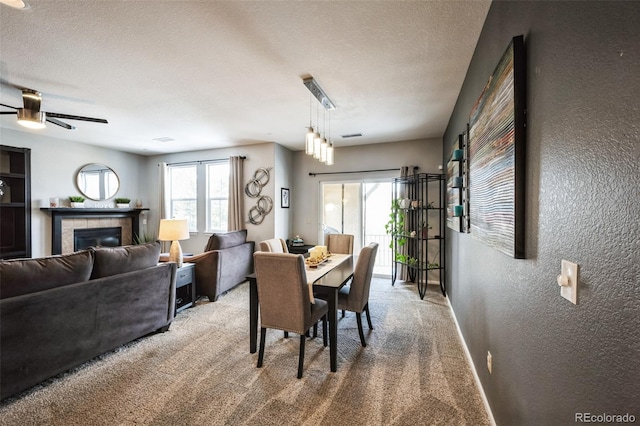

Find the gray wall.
[{"left": 444, "top": 2, "right": 639, "bottom": 424}]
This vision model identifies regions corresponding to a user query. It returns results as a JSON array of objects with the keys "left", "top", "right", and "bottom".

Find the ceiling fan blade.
[
  {"left": 46, "top": 112, "right": 108, "bottom": 124},
  {"left": 0, "top": 103, "right": 19, "bottom": 110},
  {"left": 46, "top": 117, "right": 75, "bottom": 130}
]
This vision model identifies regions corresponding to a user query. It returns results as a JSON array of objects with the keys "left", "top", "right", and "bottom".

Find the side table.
[
  {"left": 175, "top": 262, "right": 196, "bottom": 313},
  {"left": 287, "top": 244, "right": 314, "bottom": 256}
]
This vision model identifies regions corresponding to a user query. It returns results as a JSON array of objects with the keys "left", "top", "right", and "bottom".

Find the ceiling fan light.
[
  {"left": 17, "top": 109, "right": 46, "bottom": 129},
  {"left": 0, "top": 0, "right": 30, "bottom": 10}
]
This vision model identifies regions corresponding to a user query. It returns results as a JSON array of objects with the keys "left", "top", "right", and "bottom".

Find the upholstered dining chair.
[
  {"left": 337, "top": 242, "right": 378, "bottom": 347},
  {"left": 253, "top": 252, "right": 329, "bottom": 378},
  {"left": 324, "top": 233, "right": 354, "bottom": 254},
  {"left": 259, "top": 238, "right": 289, "bottom": 253}
]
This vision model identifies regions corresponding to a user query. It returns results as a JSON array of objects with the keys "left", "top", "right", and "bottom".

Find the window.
[
  {"left": 168, "top": 164, "right": 197, "bottom": 232},
  {"left": 206, "top": 162, "right": 229, "bottom": 232},
  {"left": 166, "top": 160, "right": 230, "bottom": 234}
]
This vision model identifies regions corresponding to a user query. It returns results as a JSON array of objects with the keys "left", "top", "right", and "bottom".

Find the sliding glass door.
[{"left": 321, "top": 180, "right": 392, "bottom": 276}]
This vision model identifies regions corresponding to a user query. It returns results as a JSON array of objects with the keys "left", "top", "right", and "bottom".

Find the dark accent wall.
[{"left": 444, "top": 2, "right": 639, "bottom": 425}]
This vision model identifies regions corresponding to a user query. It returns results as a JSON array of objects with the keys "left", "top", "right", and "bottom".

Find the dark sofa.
[
  {"left": 0, "top": 241, "right": 176, "bottom": 400},
  {"left": 160, "top": 229, "right": 255, "bottom": 302}
]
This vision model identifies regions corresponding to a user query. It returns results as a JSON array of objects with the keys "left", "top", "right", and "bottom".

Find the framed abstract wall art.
[{"left": 468, "top": 35, "right": 526, "bottom": 258}]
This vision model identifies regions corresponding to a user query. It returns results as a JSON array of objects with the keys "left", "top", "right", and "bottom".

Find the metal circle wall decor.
[
  {"left": 247, "top": 195, "right": 273, "bottom": 225},
  {"left": 245, "top": 167, "right": 273, "bottom": 225},
  {"left": 245, "top": 167, "right": 271, "bottom": 198}
]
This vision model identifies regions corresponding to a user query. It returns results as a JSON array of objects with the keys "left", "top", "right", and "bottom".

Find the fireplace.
[
  {"left": 40, "top": 207, "right": 148, "bottom": 254},
  {"left": 74, "top": 227, "right": 122, "bottom": 251}
]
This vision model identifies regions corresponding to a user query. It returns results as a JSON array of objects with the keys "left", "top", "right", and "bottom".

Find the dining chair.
[
  {"left": 337, "top": 242, "right": 378, "bottom": 347},
  {"left": 324, "top": 233, "right": 354, "bottom": 254},
  {"left": 253, "top": 252, "right": 328, "bottom": 378},
  {"left": 259, "top": 238, "right": 289, "bottom": 253}
]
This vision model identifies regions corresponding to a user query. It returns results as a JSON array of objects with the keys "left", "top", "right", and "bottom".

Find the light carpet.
[{"left": 0, "top": 278, "right": 490, "bottom": 426}]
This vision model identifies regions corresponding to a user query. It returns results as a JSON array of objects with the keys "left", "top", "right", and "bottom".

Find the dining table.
[{"left": 246, "top": 253, "right": 355, "bottom": 373}]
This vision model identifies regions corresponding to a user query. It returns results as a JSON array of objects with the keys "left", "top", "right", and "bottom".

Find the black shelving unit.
[
  {"left": 0, "top": 145, "right": 31, "bottom": 260},
  {"left": 391, "top": 172, "right": 445, "bottom": 299}
]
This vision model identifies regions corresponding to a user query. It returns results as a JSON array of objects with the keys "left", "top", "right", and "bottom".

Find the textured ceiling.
[{"left": 0, "top": 1, "right": 490, "bottom": 155}]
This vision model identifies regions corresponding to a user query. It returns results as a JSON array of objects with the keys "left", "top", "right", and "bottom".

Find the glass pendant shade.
[
  {"left": 305, "top": 127, "right": 315, "bottom": 155},
  {"left": 325, "top": 142, "right": 334, "bottom": 166},
  {"left": 313, "top": 133, "right": 322, "bottom": 159},
  {"left": 320, "top": 138, "right": 328, "bottom": 162}
]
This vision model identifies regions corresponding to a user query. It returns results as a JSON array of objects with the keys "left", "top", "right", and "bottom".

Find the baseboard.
[{"left": 446, "top": 296, "right": 497, "bottom": 426}]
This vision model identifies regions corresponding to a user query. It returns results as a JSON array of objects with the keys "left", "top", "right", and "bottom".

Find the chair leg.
[
  {"left": 341, "top": 309, "right": 345, "bottom": 318},
  {"left": 297, "top": 334, "right": 306, "bottom": 379},
  {"left": 284, "top": 331, "right": 289, "bottom": 338},
  {"left": 356, "top": 312, "right": 367, "bottom": 347},
  {"left": 322, "top": 315, "right": 328, "bottom": 347},
  {"left": 365, "top": 303, "right": 374, "bottom": 330},
  {"left": 313, "top": 322, "right": 318, "bottom": 338},
  {"left": 257, "top": 327, "right": 267, "bottom": 368}
]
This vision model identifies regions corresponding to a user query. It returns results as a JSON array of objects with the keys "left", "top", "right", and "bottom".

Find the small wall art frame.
[
  {"left": 468, "top": 35, "right": 526, "bottom": 258},
  {"left": 281, "top": 188, "right": 290, "bottom": 208}
]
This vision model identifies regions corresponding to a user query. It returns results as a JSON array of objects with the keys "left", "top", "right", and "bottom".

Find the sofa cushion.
[
  {"left": 205, "top": 230, "right": 247, "bottom": 251},
  {"left": 90, "top": 241, "right": 161, "bottom": 279},
  {"left": 0, "top": 250, "right": 94, "bottom": 299}
]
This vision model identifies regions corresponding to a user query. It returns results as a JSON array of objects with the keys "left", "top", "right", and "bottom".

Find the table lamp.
[{"left": 158, "top": 218, "right": 190, "bottom": 267}]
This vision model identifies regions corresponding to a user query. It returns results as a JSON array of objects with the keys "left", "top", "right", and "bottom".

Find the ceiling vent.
[{"left": 341, "top": 133, "right": 362, "bottom": 139}]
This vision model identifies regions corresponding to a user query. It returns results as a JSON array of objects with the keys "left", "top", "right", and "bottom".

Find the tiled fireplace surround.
[
  {"left": 61, "top": 218, "right": 133, "bottom": 254},
  {"left": 41, "top": 208, "right": 147, "bottom": 255}
]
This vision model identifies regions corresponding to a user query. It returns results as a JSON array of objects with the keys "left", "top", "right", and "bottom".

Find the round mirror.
[{"left": 76, "top": 163, "right": 120, "bottom": 201}]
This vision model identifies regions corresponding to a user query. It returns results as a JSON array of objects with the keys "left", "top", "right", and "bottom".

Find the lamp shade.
[{"left": 158, "top": 219, "right": 190, "bottom": 241}]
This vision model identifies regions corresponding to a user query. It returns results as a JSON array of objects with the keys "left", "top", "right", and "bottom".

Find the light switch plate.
[{"left": 560, "top": 259, "right": 579, "bottom": 304}]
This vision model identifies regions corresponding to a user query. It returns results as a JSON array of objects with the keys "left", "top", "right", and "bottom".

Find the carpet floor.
[{"left": 0, "top": 278, "right": 490, "bottom": 426}]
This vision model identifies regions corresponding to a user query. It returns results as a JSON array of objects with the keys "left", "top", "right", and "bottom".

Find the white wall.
[
  {"left": 141, "top": 142, "right": 278, "bottom": 255},
  {"left": 291, "top": 138, "right": 443, "bottom": 245},
  {"left": 1, "top": 128, "right": 146, "bottom": 257}
]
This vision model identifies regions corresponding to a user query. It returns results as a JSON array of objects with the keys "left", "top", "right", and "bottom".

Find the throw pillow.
[
  {"left": 0, "top": 250, "right": 95, "bottom": 299},
  {"left": 90, "top": 241, "right": 161, "bottom": 279}
]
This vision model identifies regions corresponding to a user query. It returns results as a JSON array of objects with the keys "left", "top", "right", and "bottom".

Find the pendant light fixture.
[
  {"left": 320, "top": 109, "right": 328, "bottom": 162},
  {"left": 305, "top": 92, "right": 315, "bottom": 155},
  {"left": 303, "top": 76, "right": 336, "bottom": 165},
  {"left": 313, "top": 103, "right": 322, "bottom": 159},
  {"left": 325, "top": 110, "right": 334, "bottom": 165}
]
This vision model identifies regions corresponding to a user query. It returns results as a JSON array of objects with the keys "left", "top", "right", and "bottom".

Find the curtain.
[
  {"left": 228, "top": 156, "right": 245, "bottom": 231},
  {"left": 158, "top": 162, "right": 170, "bottom": 251}
]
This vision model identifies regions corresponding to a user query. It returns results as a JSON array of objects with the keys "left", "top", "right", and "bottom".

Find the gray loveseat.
[
  {"left": 161, "top": 229, "right": 254, "bottom": 301},
  {"left": 0, "top": 241, "right": 176, "bottom": 400}
]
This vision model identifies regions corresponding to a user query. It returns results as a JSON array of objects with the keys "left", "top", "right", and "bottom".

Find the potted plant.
[
  {"left": 385, "top": 198, "right": 407, "bottom": 260},
  {"left": 69, "top": 195, "right": 85, "bottom": 208},
  {"left": 115, "top": 197, "right": 131, "bottom": 208},
  {"left": 134, "top": 231, "right": 157, "bottom": 244}
]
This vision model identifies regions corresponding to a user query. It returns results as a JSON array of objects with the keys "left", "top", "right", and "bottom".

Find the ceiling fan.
[{"left": 0, "top": 88, "right": 108, "bottom": 130}]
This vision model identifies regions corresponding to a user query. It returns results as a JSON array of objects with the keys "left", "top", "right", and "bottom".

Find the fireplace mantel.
[{"left": 41, "top": 208, "right": 149, "bottom": 254}]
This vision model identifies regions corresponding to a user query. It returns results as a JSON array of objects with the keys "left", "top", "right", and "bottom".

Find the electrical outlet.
[{"left": 487, "top": 351, "right": 493, "bottom": 374}]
